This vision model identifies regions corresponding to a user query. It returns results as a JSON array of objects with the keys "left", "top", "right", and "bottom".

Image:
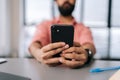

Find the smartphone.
[{"left": 51, "top": 25, "right": 74, "bottom": 57}]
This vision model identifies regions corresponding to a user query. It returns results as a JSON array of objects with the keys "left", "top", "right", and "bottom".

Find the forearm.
[
  {"left": 82, "top": 43, "right": 96, "bottom": 55},
  {"left": 29, "top": 41, "right": 42, "bottom": 58}
]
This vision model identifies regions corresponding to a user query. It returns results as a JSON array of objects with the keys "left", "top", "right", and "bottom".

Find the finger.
[
  {"left": 44, "top": 58, "right": 60, "bottom": 65},
  {"left": 63, "top": 47, "right": 79, "bottom": 53},
  {"left": 62, "top": 53, "right": 87, "bottom": 61},
  {"left": 42, "top": 45, "right": 69, "bottom": 59},
  {"left": 59, "top": 58, "right": 84, "bottom": 68},
  {"left": 42, "top": 42, "right": 66, "bottom": 52},
  {"left": 63, "top": 47, "right": 76, "bottom": 53},
  {"left": 73, "top": 42, "right": 81, "bottom": 47},
  {"left": 63, "top": 47, "right": 86, "bottom": 54}
]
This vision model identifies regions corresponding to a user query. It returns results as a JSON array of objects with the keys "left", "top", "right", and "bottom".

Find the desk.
[{"left": 0, "top": 58, "right": 119, "bottom": 80}]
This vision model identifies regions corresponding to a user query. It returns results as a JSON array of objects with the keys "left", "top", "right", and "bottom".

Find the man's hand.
[
  {"left": 60, "top": 42, "right": 88, "bottom": 68},
  {"left": 34, "top": 42, "right": 69, "bottom": 66}
]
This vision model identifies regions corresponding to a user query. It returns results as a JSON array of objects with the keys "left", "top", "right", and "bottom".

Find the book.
[{"left": 109, "top": 70, "right": 120, "bottom": 80}]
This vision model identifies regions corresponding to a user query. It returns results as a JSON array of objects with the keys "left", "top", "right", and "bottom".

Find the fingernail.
[
  {"left": 59, "top": 58, "right": 63, "bottom": 62},
  {"left": 64, "top": 44, "right": 69, "bottom": 48}
]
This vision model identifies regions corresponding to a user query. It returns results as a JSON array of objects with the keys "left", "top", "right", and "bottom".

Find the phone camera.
[{"left": 56, "top": 29, "right": 60, "bottom": 32}]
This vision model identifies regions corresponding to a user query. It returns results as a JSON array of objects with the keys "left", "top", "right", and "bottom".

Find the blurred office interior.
[{"left": 0, "top": 0, "right": 120, "bottom": 60}]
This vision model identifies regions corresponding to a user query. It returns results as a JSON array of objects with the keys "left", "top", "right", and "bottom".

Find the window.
[
  {"left": 23, "top": 0, "right": 120, "bottom": 59},
  {"left": 24, "top": 0, "right": 53, "bottom": 26},
  {"left": 23, "top": 0, "right": 53, "bottom": 57},
  {"left": 111, "top": 0, "right": 120, "bottom": 27},
  {"left": 83, "top": 0, "right": 109, "bottom": 27}
]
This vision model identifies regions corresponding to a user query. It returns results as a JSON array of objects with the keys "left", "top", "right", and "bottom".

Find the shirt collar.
[{"left": 55, "top": 16, "right": 77, "bottom": 26}]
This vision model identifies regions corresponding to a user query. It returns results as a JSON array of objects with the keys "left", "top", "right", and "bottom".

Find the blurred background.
[{"left": 0, "top": 0, "right": 120, "bottom": 60}]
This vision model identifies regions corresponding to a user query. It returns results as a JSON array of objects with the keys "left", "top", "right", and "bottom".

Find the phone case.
[{"left": 51, "top": 25, "right": 74, "bottom": 57}]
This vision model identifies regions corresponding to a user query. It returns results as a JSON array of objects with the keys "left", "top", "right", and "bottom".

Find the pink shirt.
[{"left": 32, "top": 17, "right": 94, "bottom": 46}]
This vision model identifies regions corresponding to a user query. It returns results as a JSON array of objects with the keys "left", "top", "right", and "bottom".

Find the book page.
[{"left": 109, "top": 70, "right": 120, "bottom": 80}]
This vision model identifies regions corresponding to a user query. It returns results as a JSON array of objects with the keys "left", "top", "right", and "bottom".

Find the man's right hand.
[{"left": 32, "top": 42, "right": 69, "bottom": 66}]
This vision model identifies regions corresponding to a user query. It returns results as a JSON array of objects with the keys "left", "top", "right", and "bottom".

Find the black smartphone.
[{"left": 51, "top": 25, "right": 74, "bottom": 57}]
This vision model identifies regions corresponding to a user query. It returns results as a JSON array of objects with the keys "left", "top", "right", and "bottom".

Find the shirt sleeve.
[
  {"left": 79, "top": 27, "right": 94, "bottom": 45},
  {"left": 31, "top": 22, "right": 50, "bottom": 46}
]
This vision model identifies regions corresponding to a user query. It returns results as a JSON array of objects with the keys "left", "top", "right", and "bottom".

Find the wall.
[
  {"left": 0, "top": 0, "right": 10, "bottom": 57},
  {"left": 0, "top": 0, "right": 23, "bottom": 57}
]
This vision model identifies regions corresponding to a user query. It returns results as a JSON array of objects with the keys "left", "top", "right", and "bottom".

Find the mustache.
[{"left": 62, "top": 1, "right": 72, "bottom": 6}]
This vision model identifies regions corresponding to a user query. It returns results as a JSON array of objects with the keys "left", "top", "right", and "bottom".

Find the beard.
[{"left": 58, "top": 1, "right": 75, "bottom": 17}]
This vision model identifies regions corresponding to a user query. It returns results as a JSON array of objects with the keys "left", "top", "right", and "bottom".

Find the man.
[{"left": 29, "top": 0, "right": 96, "bottom": 68}]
